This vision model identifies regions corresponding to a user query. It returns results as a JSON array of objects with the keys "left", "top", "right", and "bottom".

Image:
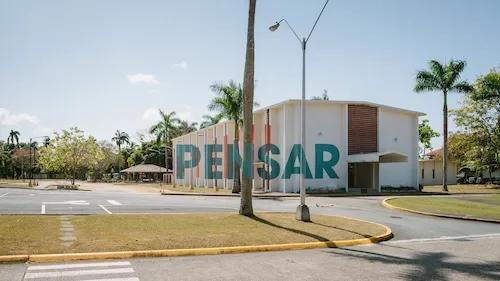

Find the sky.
[{"left": 1, "top": 0, "right": 499, "bottom": 149}]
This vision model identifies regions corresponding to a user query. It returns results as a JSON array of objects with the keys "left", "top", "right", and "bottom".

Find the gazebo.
[{"left": 120, "top": 164, "right": 168, "bottom": 183}]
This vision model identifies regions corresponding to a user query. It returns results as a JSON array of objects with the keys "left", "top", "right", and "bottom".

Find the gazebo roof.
[{"left": 120, "top": 164, "right": 168, "bottom": 173}]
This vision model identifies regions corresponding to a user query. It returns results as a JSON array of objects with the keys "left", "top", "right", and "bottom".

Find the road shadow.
[
  {"left": 249, "top": 215, "right": 331, "bottom": 242},
  {"left": 311, "top": 221, "right": 373, "bottom": 238},
  {"left": 329, "top": 247, "right": 500, "bottom": 280}
]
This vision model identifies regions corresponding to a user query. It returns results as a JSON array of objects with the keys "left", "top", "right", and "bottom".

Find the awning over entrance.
[{"left": 347, "top": 151, "right": 408, "bottom": 163}]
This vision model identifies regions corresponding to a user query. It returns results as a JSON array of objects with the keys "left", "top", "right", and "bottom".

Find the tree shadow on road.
[
  {"left": 329, "top": 247, "right": 500, "bottom": 281},
  {"left": 249, "top": 216, "right": 331, "bottom": 242}
]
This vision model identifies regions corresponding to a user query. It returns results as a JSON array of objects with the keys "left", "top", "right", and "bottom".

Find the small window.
[
  {"left": 432, "top": 169, "right": 435, "bottom": 179},
  {"left": 421, "top": 169, "right": 424, "bottom": 179}
]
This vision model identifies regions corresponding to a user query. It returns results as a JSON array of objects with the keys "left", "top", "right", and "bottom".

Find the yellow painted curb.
[
  {"left": 382, "top": 197, "right": 500, "bottom": 223},
  {"left": 0, "top": 217, "right": 392, "bottom": 264},
  {"left": 0, "top": 255, "right": 29, "bottom": 263}
]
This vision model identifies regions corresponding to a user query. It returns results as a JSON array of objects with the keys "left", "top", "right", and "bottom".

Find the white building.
[
  {"left": 172, "top": 99, "right": 424, "bottom": 193},
  {"left": 419, "top": 149, "right": 458, "bottom": 186}
]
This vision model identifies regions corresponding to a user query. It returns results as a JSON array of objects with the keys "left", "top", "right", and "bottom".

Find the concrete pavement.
[{"left": 0, "top": 182, "right": 499, "bottom": 280}]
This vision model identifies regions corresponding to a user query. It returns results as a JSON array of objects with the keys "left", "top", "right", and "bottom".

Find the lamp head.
[{"left": 269, "top": 22, "right": 280, "bottom": 32}]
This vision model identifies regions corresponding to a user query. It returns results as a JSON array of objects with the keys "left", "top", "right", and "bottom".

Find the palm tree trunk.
[
  {"left": 443, "top": 91, "right": 448, "bottom": 192},
  {"left": 239, "top": 0, "right": 256, "bottom": 216},
  {"left": 232, "top": 121, "right": 241, "bottom": 193}
]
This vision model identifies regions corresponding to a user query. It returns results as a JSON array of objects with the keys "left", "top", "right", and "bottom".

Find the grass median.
[
  {"left": 422, "top": 184, "right": 500, "bottom": 194},
  {"left": 386, "top": 195, "right": 500, "bottom": 221},
  {"left": 0, "top": 213, "right": 387, "bottom": 256}
]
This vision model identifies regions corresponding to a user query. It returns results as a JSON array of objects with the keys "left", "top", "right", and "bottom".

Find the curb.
[
  {"left": 382, "top": 197, "right": 500, "bottom": 224},
  {"left": 0, "top": 217, "right": 392, "bottom": 264}
]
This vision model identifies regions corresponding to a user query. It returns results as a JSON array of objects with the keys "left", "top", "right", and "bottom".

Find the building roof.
[
  {"left": 253, "top": 99, "right": 426, "bottom": 117},
  {"left": 173, "top": 99, "right": 426, "bottom": 142},
  {"left": 120, "top": 164, "right": 168, "bottom": 173}
]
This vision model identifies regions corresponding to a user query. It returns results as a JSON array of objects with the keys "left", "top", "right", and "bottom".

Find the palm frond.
[
  {"left": 414, "top": 70, "right": 440, "bottom": 92},
  {"left": 451, "top": 80, "right": 473, "bottom": 93}
]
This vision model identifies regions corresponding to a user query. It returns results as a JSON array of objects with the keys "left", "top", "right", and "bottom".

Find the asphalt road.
[{"left": 0, "top": 182, "right": 499, "bottom": 280}]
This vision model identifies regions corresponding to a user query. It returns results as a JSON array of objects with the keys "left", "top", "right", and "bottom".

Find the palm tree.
[
  {"left": 414, "top": 60, "right": 473, "bottom": 191},
  {"left": 200, "top": 114, "right": 223, "bottom": 129},
  {"left": 111, "top": 130, "right": 130, "bottom": 173},
  {"left": 149, "top": 110, "right": 179, "bottom": 172},
  {"left": 311, "top": 89, "right": 330, "bottom": 100},
  {"left": 111, "top": 130, "right": 130, "bottom": 153},
  {"left": 240, "top": 0, "right": 256, "bottom": 216},
  {"left": 7, "top": 130, "right": 20, "bottom": 147},
  {"left": 176, "top": 120, "right": 198, "bottom": 136},
  {"left": 209, "top": 81, "right": 244, "bottom": 193}
]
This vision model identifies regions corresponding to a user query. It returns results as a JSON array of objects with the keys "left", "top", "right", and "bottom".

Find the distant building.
[
  {"left": 173, "top": 99, "right": 424, "bottom": 193},
  {"left": 418, "top": 148, "right": 458, "bottom": 186}
]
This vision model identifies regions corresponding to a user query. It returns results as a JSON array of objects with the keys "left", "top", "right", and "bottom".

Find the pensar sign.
[{"left": 175, "top": 143, "right": 340, "bottom": 180}]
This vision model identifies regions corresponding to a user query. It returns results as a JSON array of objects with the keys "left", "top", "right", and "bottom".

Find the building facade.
[{"left": 172, "top": 100, "right": 424, "bottom": 193}]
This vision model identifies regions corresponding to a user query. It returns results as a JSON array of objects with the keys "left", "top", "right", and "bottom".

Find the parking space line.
[
  {"left": 24, "top": 267, "right": 134, "bottom": 279},
  {"left": 0, "top": 192, "right": 8, "bottom": 198},
  {"left": 28, "top": 261, "right": 131, "bottom": 270},
  {"left": 41, "top": 204, "right": 46, "bottom": 214},
  {"left": 82, "top": 277, "right": 139, "bottom": 281},
  {"left": 107, "top": 200, "right": 122, "bottom": 206},
  {"left": 99, "top": 204, "right": 112, "bottom": 214}
]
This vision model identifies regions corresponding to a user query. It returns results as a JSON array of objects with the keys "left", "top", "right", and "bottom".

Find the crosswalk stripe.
[
  {"left": 28, "top": 261, "right": 130, "bottom": 271},
  {"left": 99, "top": 204, "right": 113, "bottom": 214},
  {"left": 107, "top": 200, "right": 122, "bottom": 206},
  {"left": 80, "top": 278, "right": 140, "bottom": 281},
  {"left": 24, "top": 267, "right": 134, "bottom": 279}
]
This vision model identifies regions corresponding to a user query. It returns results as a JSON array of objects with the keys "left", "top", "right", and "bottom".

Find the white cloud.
[
  {"left": 172, "top": 61, "right": 188, "bottom": 70},
  {"left": 142, "top": 107, "right": 160, "bottom": 121},
  {"left": 127, "top": 73, "right": 159, "bottom": 85},
  {"left": 0, "top": 108, "right": 39, "bottom": 126}
]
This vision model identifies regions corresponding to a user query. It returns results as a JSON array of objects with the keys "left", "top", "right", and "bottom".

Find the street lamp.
[
  {"left": 270, "top": 0, "right": 329, "bottom": 222},
  {"left": 29, "top": 135, "right": 49, "bottom": 187}
]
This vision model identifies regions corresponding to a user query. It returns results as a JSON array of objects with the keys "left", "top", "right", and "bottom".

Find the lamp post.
[
  {"left": 269, "top": 0, "right": 329, "bottom": 222},
  {"left": 29, "top": 135, "right": 49, "bottom": 187}
]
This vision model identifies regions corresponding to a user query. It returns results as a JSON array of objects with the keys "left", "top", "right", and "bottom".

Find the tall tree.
[
  {"left": 38, "top": 128, "right": 103, "bottom": 185},
  {"left": 7, "top": 130, "right": 20, "bottom": 147},
  {"left": 418, "top": 119, "right": 440, "bottom": 156},
  {"left": 199, "top": 114, "right": 223, "bottom": 129},
  {"left": 414, "top": 60, "right": 472, "bottom": 191},
  {"left": 111, "top": 130, "right": 130, "bottom": 153},
  {"left": 240, "top": 0, "right": 256, "bottom": 216},
  {"left": 209, "top": 81, "right": 244, "bottom": 193},
  {"left": 149, "top": 110, "right": 179, "bottom": 172},
  {"left": 311, "top": 89, "right": 330, "bottom": 100},
  {"left": 175, "top": 120, "right": 198, "bottom": 136}
]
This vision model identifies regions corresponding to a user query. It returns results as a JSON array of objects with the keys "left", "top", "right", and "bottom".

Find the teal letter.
[
  {"left": 282, "top": 144, "right": 312, "bottom": 179},
  {"left": 205, "top": 144, "right": 223, "bottom": 179},
  {"left": 315, "top": 144, "right": 339, "bottom": 179},
  {"left": 176, "top": 144, "right": 200, "bottom": 179},
  {"left": 257, "top": 144, "right": 280, "bottom": 180},
  {"left": 226, "top": 143, "right": 241, "bottom": 179}
]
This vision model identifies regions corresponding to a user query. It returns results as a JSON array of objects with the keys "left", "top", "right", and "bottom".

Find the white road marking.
[
  {"left": 0, "top": 192, "right": 8, "bottom": 198},
  {"left": 41, "top": 204, "right": 46, "bottom": 214},
  {"left": 43, "top": 200, "right": 90, "bottom": 205},
  {"left": 28, "top": 261, "right": 130, "bottom": 270},
  {"left": 99, "top": 204, "right": 112, "bottom": 214},
  {"left": 24, "top": 267, "right": 134, "bottom": 279},
  {"left": 80, "top": 278, "right": 139, "bottom": 281},
  {"left": 385, "top": 233, "right": 500, "bottom": 244},
  {"left": 107, "top": 200, "right": 122, "bottom": 206}
]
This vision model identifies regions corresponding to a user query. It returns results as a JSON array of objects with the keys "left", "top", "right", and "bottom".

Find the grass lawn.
[
  {"left": 422, "top": 184, "right": 500, "bottom": 194},
  {"left": 0, "top": 213, "right": 386, "bottom": 255},
  {"left": 387, "top": 195, "right": 500, "bottom": 221}
]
